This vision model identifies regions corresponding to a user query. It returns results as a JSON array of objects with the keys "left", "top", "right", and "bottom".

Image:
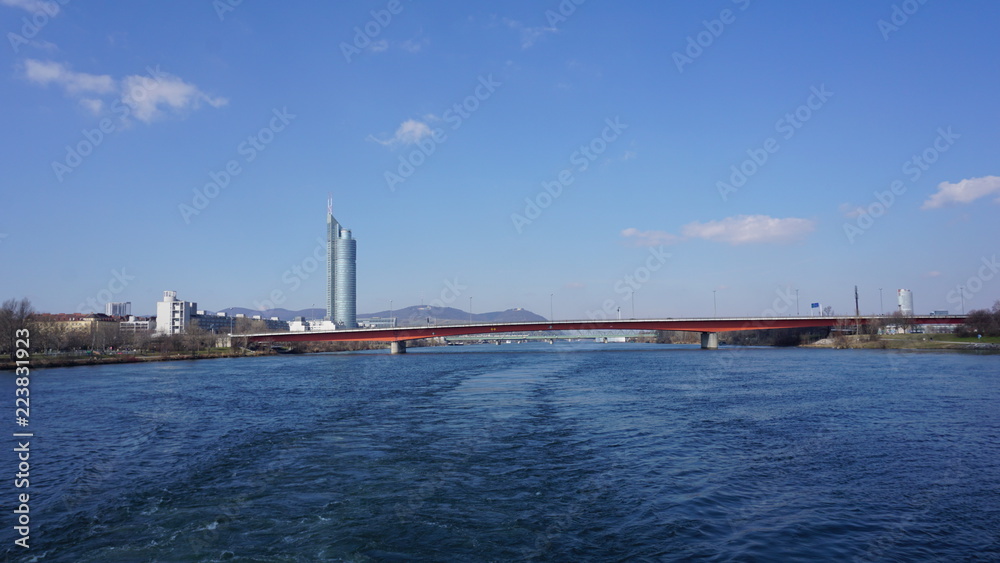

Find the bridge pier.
[
  {"left": 700, "top": 332, "right": 719, "bottom": 350},
  {"left": 390, "top": 341, "right": 407, "bottom": 355}
]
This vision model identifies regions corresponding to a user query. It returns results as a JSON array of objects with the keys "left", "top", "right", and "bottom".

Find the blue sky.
[{"left": 2, "top": 0, "right": 998, "bottom": 319}]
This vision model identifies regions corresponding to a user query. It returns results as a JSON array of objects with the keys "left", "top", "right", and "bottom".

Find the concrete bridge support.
[
  {"left": 700, "top": 332, "right": 719, "bottom": 350},
  {"left": 390, "top": 341, "right": 407, "bottom": 355}
]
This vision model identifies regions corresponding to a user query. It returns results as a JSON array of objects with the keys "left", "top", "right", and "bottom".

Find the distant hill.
[
  {"left": 218, "top": 305, "right": 546, "bottom": 325},
  {"left": 218, "top": 307, "right": 325, "bottom": 320},
  {"left": 365, "top": 305, "right": 546, "bottom": 326}
]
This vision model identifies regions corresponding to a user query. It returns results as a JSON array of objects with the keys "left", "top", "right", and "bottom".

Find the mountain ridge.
[{"left": 217, "top": 305, "right": 547, "bottom": 325}]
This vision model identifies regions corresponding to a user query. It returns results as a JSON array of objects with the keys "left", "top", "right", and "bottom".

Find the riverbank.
[
  {"left": 0, "top": 348, "right": 276, "bottom": 371},
  {"left": 804, "top": 334, "right": 1000, "bottom": 351}
]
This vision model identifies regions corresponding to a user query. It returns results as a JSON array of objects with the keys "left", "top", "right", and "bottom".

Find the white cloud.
[
  {"left": 1, "top": 0, "right": 59, "bottom": 15},
  {"left": 400, "top": 38, "right": 427, "bottom": 53},
  {"left": 79, "top": 98, "right": 103, "bottom": 114},
  {"left": 503, "top": 18, "right": 556, "bottom": 49},
  {"left": 120, "top": 71, "right": 228, "bottom": 123},
  {"left": 620, "top": 228, "right": 682, "bottom": 247},
  {"left": 23, "top": 59, "right": 227, "bottom": 123},
  {"left": 681, "top": 215, "right": 815, "bottom": 245},
  {"left": 25, "top": 59, "right": 115, "bottom": 94},
  {"left": 921, "top": 175, "right": 1000, "bottom": 209},
  {"left": 369, "top": 40, "right": 390, "bottom": 53},
  {"left": 624, "top": 215, "right": 815, "bottom": 247},
  {"left": 368, "top": 119, "right": 434, "bottom": 147},
  {"left": 924, "top": 270, "right": 942, "bottom": 278}
]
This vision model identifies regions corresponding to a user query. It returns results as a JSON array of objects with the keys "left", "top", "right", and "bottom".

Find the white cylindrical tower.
[
  {"left": 335, "top": 229, "right": 357, "bottom": 328},
  {"left": 897, "top": 289, "right": 914, "bottom": 316}
]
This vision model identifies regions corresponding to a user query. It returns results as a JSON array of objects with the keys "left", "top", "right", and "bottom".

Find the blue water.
[{"left": 2, "top": 343, "right": 998, "bottom": 561}]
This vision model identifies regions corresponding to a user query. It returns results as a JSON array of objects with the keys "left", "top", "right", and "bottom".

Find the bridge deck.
[{"left": 240, "top": 316, "right": 965, "bottom": 343}]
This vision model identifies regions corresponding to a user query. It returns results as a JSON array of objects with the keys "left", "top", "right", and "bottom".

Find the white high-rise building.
[
  {"left": 155, "top": 291, "right": 197, "bottom": 336},
  {"left": 897, "top": 289, "right": 914, "bottom": 316},
  {"left": 326, "top": 198, "right": 357, "bottom": 328},
  {"left": 105, "top": 302, "right": 131, "bottom": 317}
]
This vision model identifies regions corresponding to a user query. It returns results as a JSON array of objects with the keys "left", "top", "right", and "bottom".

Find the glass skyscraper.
[{"left": 326, "top": 198, "right": 357, "bottom": 328}]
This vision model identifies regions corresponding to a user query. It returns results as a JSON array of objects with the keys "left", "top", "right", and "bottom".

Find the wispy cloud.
[
  {"left": 1, "top": 0, "right": 59, "bottom": 15},
  {"left": 368, "top": 119, "right": 434, "bottom": 147},
  {"left": 502, "top": 18, "right": 556, "bottom": 49},
  {"left": 682, "top": 215, "right": 815, "bottom": 245},
  {"left": 23, "top": 59, "right": 227, "bottom": 123},
  {"left": 120, "top": 72, "right": 228, "bottom": 123},
  {"left": 923, "top": 270, "right": 942, "bottom": 278},
  {"left": 623, "top": 215, "right": 815, "bottom": 247},
  {"left": 25, "top": 59, "right": 115, "bottom": 94},
  {"left": 921, "top": 175, "right": 1000, "bottom": 209}
]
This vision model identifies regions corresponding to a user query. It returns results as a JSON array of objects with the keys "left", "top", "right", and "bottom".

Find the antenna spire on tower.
[{"left": 327, "top": 193, "right": 333, "bottom": 215}]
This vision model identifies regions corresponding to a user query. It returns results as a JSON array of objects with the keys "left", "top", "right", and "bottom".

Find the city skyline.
[{"left": 2, "top": 2, "right": 999, "bottom": 319}]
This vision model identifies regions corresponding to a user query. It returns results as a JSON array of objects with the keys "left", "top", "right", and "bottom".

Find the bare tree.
[
  {"left": 888, "top": 311, "right": 915, "bottom": 334},
  {"left": 0, "top": 298, "right": 36, "bottom": 360}
]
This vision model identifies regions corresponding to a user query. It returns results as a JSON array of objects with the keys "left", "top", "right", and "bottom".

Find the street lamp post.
[
  {"left": 959, "top": 287, "right": 965, "bottom": 314},
  {"left": 879, "top": 288, "right": 884, "bottom": 315},
  {"left": 389, "top": 300, "right": 393, "bottom": 325},
  {"left": 796, "top": 289, "right": 800, "bottom": 316},
  {"left": 550, "top": 293, "right": 554, "bottom": 321},
  {"left": 469, "top": 297, "right": 473, "bottom": 324},
  {"left": 631, "top": 291, "right": 635, "bottom": 319},
  {"left": 713, "top": 290, "right": 717, "bottom": 318}
]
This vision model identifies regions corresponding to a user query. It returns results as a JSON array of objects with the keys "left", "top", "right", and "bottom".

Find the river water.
[{"left": 2, "top": 343, "right": 998, "bottom": 561}]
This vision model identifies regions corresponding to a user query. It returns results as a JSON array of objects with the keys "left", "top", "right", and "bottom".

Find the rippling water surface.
[{"left": 2, "top": 343, "right": 998, "bottom": 561}]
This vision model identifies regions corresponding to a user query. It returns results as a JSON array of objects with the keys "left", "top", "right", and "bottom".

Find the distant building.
[
  {"left": 120, "top": 316, "right": 155, "bottom": 334},
  {"left": 190, "top": 311, "right": 289, "bottom": 334},
  {"left": 193, "top": 311, "right": 236, "bottom": 334},
  {"left": 155, "top": 291, "right": 196, "bottom": 336},
  {"left": 289, "top": 317, "right": 338, "bottom": 332},
  {"left": 897, "top": 289, "right": 914, "bottom": 315},
  {"left": 327, "top": 198, "right": 357, "bottom": 328},
  {"left": 105, "top": 302, "right": 131, "bottom": 317},
  {"left": 35, "top": 313, "right": 122, "bottom": 344},
  {"left": 359, "top": 317, "right": 396, "bottom": 329}
]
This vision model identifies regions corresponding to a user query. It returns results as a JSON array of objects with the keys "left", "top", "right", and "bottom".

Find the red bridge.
[{"left": 241, "top": 315, "right": 965, "bottom": 353}]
